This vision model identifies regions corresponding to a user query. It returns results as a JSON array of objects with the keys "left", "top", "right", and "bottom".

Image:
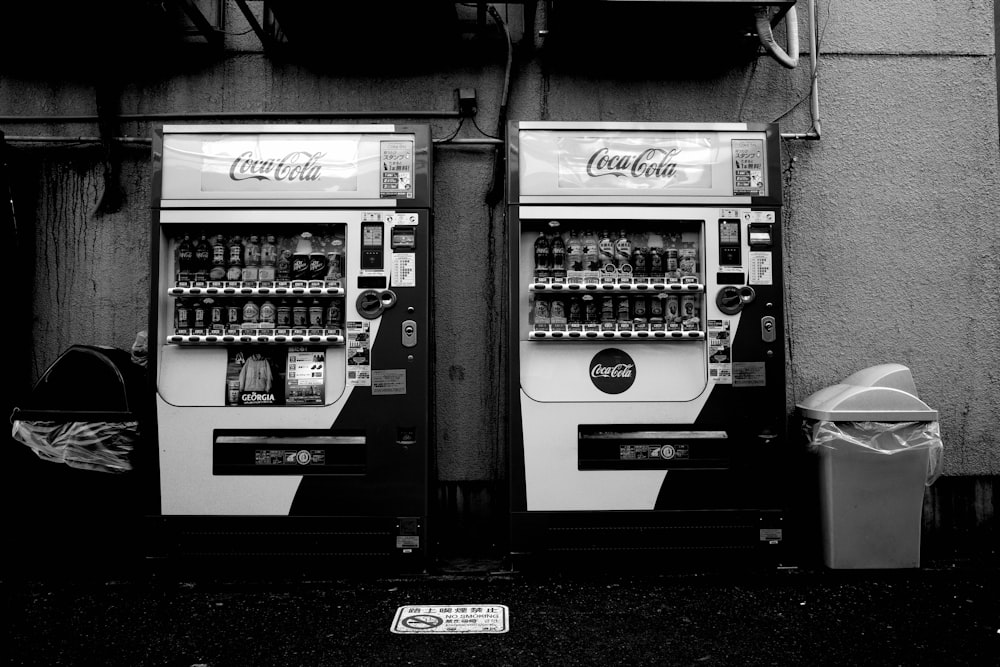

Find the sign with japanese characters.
[{"left": 390, "top": 605, "right": 509, "bottom": 634}]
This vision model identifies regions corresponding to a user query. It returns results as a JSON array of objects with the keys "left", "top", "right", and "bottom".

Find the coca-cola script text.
[
  {"left": 586, "top": 147, "right": 679, "bottom": 180},
  {"left": 229, "top": 151, "right": 326, "bottom": 182}
]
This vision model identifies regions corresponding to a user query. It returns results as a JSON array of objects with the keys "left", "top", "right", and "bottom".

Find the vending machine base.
[
  {"left": 509, "top": 509, "right": 787, "bottom": 571},
  {"left": 148, "top": 515, "right": 427, "bottom": 574}
]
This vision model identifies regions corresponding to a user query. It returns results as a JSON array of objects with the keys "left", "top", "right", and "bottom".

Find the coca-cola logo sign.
[
  {"left": 586, "top": 147, "right": 680, "bottom": 180},
  {"left": 229, "top": 151, "right": 326, "bottom": 182},
  {"left": 589, "top": 348, "right": 637, "bottom": 394}
]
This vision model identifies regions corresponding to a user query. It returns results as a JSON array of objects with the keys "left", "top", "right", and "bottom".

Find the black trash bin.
[
  {"left": 8, "top": 345, "right": 148, "bottom": 577},
  {"left": 11, "top": 345, "right": 146, "bottom": 472}
]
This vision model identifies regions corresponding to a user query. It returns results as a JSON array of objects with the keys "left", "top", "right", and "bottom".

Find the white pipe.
[{"left": 756, "top": 4, "right": 800, "bottom": 69}]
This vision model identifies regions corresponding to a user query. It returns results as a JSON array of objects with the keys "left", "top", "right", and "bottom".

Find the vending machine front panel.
[
  {"left": 149, "top": 125, "right": 431, "bottom": 567},
  {"left": 507, "top": 122, "right": 787, "bottom": 566}
]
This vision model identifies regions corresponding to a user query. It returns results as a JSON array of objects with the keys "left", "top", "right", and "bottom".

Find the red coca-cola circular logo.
[{"left": 589, "top": 348, "right": 637, "bottom": 394}]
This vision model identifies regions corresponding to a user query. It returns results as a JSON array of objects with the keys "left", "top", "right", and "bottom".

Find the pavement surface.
[
  {"left": 4, "top": 443, "right": 998, "bottom": 666},
  {"left": 6, "top": 548, "right": 999, "bottom": 667}
]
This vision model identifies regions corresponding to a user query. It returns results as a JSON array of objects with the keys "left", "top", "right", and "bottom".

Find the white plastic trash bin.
[{"left": 797, "top": 364, "right": 944, "bottom": 569}]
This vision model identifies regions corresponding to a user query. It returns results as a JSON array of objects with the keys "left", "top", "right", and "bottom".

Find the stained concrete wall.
[{"left": 3, "top": 1, "right": 997, "bottom": 496}]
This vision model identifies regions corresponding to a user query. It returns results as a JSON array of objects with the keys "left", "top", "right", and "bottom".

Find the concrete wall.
[{"left": 3, "top": 2, "right": 997, "bottom": 497}]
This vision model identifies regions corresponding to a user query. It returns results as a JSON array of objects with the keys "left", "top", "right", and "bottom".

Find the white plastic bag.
[
  {"left": 803, "top": 420, "right": 944, "bottom": 486},
  {"left": 11, "top": 419, "right": 139, "bottom": 474}
]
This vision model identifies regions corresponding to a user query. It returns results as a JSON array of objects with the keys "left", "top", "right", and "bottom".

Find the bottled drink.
[
  {"left": 679, "top": 240, "right": 698, "bottom": 280},
  {"left": 259, "top": 234, "right": 277, "bottom": 281},
  {"left": 532, "top": 295, "right": 550, "bottom": 330},
  {"left": 210, "top": 234, "right": 227, "bottom": 281},
  {"left": 533, "top": 231, "right": 551, "bottom": 280},
  {"left": 174, "top": 299, "right": 191, "bottom": 331},
  {"left": 207, "top": 298, "right": 225, "bottom": 329},
  {"left": 550, "top": 231, "right": 566, "bottom": 280},
  {"left": 568, "top": 296, "right": 583, "bottom": 328},
  {"left": 292, "top": 233, "right": 312, "bottom": 281},
  {"left": 665, "top": 294, "right": 681, "bottom": 330},
  {"left": 614, "top": 230, "right": 631, "bottom": 268},
  {"left": 325, "top": 235, "right": 345, "bottom": 281},
  {"left": 276, "top": 238, "right": 293, "bottom": 281},
  {"left": 631, "top": 246, "right": 647, "bottom": 279},
  {"left": 192, "top": 299, "right": 208, "bottom": 329},
  {"left": 566, "top": 228, "right": 584, "bottom": 273},
  {"left": 582, "top": 229, "right": 599, "bottom": 272},
  {"left": 647, "top": 246, "right": 663, "bottom": 279},
  {"left": 243, "top": 234, "right": 262, "bottom": 281},
  {"left": 194, "top": 232, "right": 212, "bottom": 280},
  {"left": 259, "top": 299, "right": 276, "bottom": 328},
  {"left": 227, "top": 235, "right": 244, "bottom": 281},
  {"left": 325, "top": 300, "right": 342, "bottom": 329},
  {"left": 632, "top": 295, "right": 648, "bottom": 329},
  {"left": 226, "top": 303, "right": 241, "bottom": 328},
  {"left": 616, "top": 296, "right": 630, "bottom": 323},
  {"left": 600, "top": 295, "right": 615, "bottom": 329},
  {"left": 550, "top": 295, "right": 567, "bottom": 330},
  {"left": 583, "top": 295, "right": 599, "bottom": 325},
  {"left": 598, "top": 230, "right": 615, "bottom": 269},
  {"left": 176, "top": 234, "right": 194, "bottom": 279},
  {"left": 242, "top": 300, "right": 260, "bottom": 326},
  {"left": 665, "top": 233, "right": 679, "bottom": 281},
  {"left": 309, "top": 239, "right": 328, "bottom": 280}
]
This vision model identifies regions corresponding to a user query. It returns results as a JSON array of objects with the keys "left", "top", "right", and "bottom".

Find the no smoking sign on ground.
[{"left": 391, "top": 605, "right": 509, "bottom": 634}]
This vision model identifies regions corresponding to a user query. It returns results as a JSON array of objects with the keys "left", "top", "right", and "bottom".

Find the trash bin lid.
[{"left": 796, "top": 363, "right": 939, "bottom": 421}]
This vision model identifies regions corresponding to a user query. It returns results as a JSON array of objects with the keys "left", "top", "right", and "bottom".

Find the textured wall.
[{"left": 2, "top": 1, "right": 997, "bottom": 481}]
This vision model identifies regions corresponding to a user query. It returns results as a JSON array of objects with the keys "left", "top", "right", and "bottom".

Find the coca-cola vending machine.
[
  {"left": 507, "top": 121, "right": 789, "bottom": 566},
  {"left": 148, "top": 124, "right": 432, "bottom": 568}
]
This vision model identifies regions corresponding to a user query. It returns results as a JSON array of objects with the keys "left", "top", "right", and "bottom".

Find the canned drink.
[
  {"left": 681, "top": 295, "right": 697, "bottom": 320},
  {"left": 665, "top": 248, "right": 679, "bottom": 273},
  {"left": 227, "top": 380, "right": 240, "bottom": 404},
  {"left": 649, "top": 294, "right": 664, "bottom": 317},
  {"left": 276, "top": 301, "right": 292, "bottom": 327},
  {"left": 226, "top": 304, "right": 242, "bottom": 328},
  {"left": 292, "top": 300, "right": 308, "bottom": 327},
  {"left": 665, "top": 295, "right": 680, "bottom": 320},
  {"left": 308, "top": 300, "right": 324, "bottom": 329}
]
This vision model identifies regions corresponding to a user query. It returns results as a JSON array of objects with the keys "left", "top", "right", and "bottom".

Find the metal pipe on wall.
[{"left": 779, "top": 0, "right": 821, "bottom": 140}]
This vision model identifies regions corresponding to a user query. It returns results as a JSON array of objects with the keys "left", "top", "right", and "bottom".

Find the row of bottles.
[
  {"left": 532, "top": 226, "right": 700, "bottom": 284},
  {"left": 175, "top": 230, "right": 345, "bottom": 284},
  {"left": 531, "top": 293, "right": 701, "bottom": 333},
  {"left": 174, "top": 297, "right": 342, "bottom": 334}
]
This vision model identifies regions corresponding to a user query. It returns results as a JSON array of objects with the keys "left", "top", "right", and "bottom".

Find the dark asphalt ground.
[
  {"left": 5, "top": 444, "right": 998, "bottom": 666},
  {"left": 6, "top": 549, "right": 999, "bottom": 667}
]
